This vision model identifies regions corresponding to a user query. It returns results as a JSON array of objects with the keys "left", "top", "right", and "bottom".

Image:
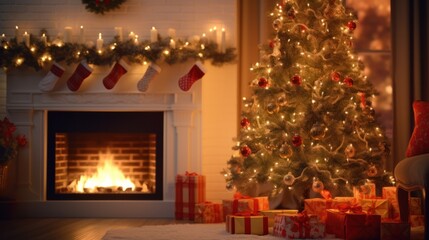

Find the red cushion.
[{"left": 406, "top": 100, "right": 429, "bottom": 157}]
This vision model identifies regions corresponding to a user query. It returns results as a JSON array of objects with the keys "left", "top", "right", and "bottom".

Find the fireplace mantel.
[{"left": 3, "top": 62, "right": 202, "bottom": 217}]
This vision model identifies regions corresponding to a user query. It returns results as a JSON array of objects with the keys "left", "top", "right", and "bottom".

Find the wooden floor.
[{"left": 0, "top": 218, "right": 182, "bottom": 240}]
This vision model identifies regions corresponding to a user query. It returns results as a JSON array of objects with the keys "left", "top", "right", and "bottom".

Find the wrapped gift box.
[
  {"left": 353, "top": 182, "right": 376, "bottom": 199},
  {"left": 381, "top": 220, "right": 410, "bottom": 240},
  {"left": 359, "top": 198, "right": 389, "bottom": 219},
  {"left": 382, "top": 186, "right": 400, "bottom": 220},
  {"left": 175, "top": 172, "right": 206, "bottom": 220},
  {"left": 304, "top": 197, "right": 356, "bottom": 223},
  {"left": 410, "top": 197, "right": 422, "bottom": 215},
  {"left": 326, "top": 209, "right": 381, "bottom": 240},
  {"left": 222, "top": 194, "right": 269, "bottom": 218},
  {"left": 410, "top": 215, "right": 425, "bottom": 227},
  {"left": 194, "top": 201, "right": 224, "bottom": 223},
  {"left": 259, "top": 209, "right": 298, "bottom": 227},
  {"left": 272, "top": 213, "right": 325, "bottom": 239},
  {"left": 225, "top": 214, "right": 268, "bottom": 235}
]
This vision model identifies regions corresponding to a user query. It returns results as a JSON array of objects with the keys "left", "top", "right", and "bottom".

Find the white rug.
[{"left": 102, "top": 223, "right": 280, "bottom": 240}]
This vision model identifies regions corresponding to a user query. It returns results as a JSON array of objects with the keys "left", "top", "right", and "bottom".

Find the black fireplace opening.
[{"left": 47, "top": 111, "right": 163, "bottom": 200}]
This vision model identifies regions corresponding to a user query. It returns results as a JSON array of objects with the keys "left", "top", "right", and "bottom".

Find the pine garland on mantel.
[{"left": 0, "top": 32, "right": 236, "bottom": 72}]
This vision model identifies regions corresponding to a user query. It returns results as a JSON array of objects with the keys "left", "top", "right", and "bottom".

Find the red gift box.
[
  {"left": 410, "top": 214, "right": 425, "bottom": 227},
  {"left": 381, "top": 220, "right": 410, "bottom": 240},
  {"left": 382, "top": 186, "right": 400, "bottom": 220},
  {"left": 326, "top": 209, "right": 381, "bottom": 240},
  {"left": 175, "top": 172, "right": 206, "bottom": 220},
  {"left": 194, "top": 201, "right": 224, "bottom": 223},
  {"left": 272, "top": 212, "right": 325, "bottom": 239},
  {"left": 222, "top": 193, "right": 269, "bottom": 218},
  {"left": 353, "top": 182, "right": 376, "bottom": 199},
  {"left": 304, "top": 197, "right": 357, "bottom": 223},
  {"left": 359, "top": 198, "right": 389, "bottom": 219},
  {"left": 226, "top": 213, "right": 268, "bottom": 235}
]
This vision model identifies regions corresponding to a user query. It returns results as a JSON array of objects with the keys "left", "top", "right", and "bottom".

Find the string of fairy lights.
[{"left": 0, "top": 25, "right": 236, "bottom": 71}]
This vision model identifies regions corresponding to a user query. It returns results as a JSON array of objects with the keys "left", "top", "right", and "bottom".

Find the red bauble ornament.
[
  {"left": 343, "top": 77, "right": 354, "bottom": 87},
  {"left": 292, "top": 134, "right": 302, "bottom": 147},
  {"left": 240, "top": 117, "right": 250, "bottom": 128},
  {"left": 347, "top": 21, "right": 357, "bottom": 31},
  {"left": 269, "top": 40, "right": 275, "bottom": 49},
  {"left": 240, "top": 145, "right": 252, "bottom": 157},
  {"left": 331, "top": 71, "right": 341, "bottom": 82},
  {"left": 258, "top": 77, "right": 269, "bottom": 88},
  {"left": 290, "top": 74, "right": 302, "bottom": 86}
]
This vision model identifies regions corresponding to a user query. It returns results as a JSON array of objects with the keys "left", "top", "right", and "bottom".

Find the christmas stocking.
[
  {"left": 102, "top": 59, "right": 130, "bottom": 90},
  {"left": 67, "top": 61, "right": 93, "bottom": 92},
  {"left": 178, "top": 61, "right": 206, "bottom": 91},
  {"left": 137, "top": 63, "right": 161, "bottom": 92},
  {"left": 38, "top": 62, "right": 65, "bottom": 92}
]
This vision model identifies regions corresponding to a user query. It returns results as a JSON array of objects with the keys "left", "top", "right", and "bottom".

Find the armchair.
[{"left": 394, "top": 100, "right": 429, "bottom": 239}]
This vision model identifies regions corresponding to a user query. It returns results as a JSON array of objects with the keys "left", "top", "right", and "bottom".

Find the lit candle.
[
  {"left": 128, "top": 31, "right": 135, "bottom": 40},
  {"left": 201, "top": 33, "right": 208, "bottom": 45},
  {"left": 211, "top": 26, "right": 217, "bottom": 43},
  {"left": 220, "top": 28, "right": 226, "bottom": 53},
  {"left": 150, "top": 27, "right": 158, "bottom": 43},
  {"left": 134, "top": 35, "right": 139, "bottom": 45},
  {"left": 41, "top": 33, "right": 47, "bottom": 46},
  {"left": 168, "top": 28, "right": 176, "bottom": 39},
  {"left": 79, "top": 26, "right": 84, "bottom": 44},
  {"left": 64, "top": 27, "right": 72, "bottom": 43},
  {"left": 15, "top": 26, "right": 21, "bottom": 43},
  {"left": 1, "top": 34, "right": 5, "bottom": 42},
  {"left": 114, "top": 27, "right": 123, "bottom": 42},
  {"left": 23, "top": 31, "right": 30, "bottom": 47},
  {"left": 169, "top": 39, "right": 176, "bottom": 49},
  {"left": 96, "top": 33, "right": 103, "bottom": 51}
]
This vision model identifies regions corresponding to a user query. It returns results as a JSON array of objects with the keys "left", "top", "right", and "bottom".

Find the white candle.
[
  {"left": 134, "top": 35, "right": 139, "bottom": 45},
  {"left": 15, "top": 26, "right": 21, "bottom": 43},
  {"left": 169, "top": 39, "right": 176, "bottom": 49},
  {"left": 114, "top": 27, "right": 123, "bottom": 42},
  {"left": 150, "top": 27, "right": 158, "bottom": 43},
  {"left": 23, "top": 31, "right": 30, "bottom": 47},
  {"left": 167, "top": 28, "right": 176, "bottom": 39},
  {"left": 96, "top": 33, "right": 103, "bottom": 51},
  {"left": 79, "top": 26, "right": 84, "bottom": 44},
  {"left": 41, "top": 33, "right": 47, "bottom": 46},
  {"left": 128, "top": 31, "right": 135, "bottom": 40},
  {"left": 64, "top": 27, "right": 72, "bottom": 43},
  {"left": 220, "top": 28, "right": 226, "bottom": 53},
  {"left": 211, "top": 26, "right": 217, "bottom": 43},
  {"left": 1, "top": 34, "right": 6, "bottom": 42}
]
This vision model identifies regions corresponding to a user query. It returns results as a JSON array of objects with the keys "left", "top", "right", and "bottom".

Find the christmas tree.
[{"left": 223, "top": 0, "right": 394, "bottom": 209}]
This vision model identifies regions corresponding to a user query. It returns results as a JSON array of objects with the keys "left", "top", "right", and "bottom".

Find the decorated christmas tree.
[{"left": 223, "top": 0, "right": 394, "bottom": 209}]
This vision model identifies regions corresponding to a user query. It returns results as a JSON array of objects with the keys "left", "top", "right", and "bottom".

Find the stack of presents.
[{"left": 175, "top": 172, "right": 424, "bottom": 239}]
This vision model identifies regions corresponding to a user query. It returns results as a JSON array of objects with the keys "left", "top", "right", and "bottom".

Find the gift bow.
[
  {"left": 185, "top": 171, "right": 198, "bottom": 176},
  {"left": 234, "top": 211, "right": 258, "bottom": 217},
  {"left": 337, "top": 203, "right": 363, "bottom": 213},
  {"left": 234, "top": 192, "right": 251, "bottom": 199}
]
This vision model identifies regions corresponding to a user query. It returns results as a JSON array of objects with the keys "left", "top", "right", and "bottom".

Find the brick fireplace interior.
[{"left": 46, "top": 111, "right": 163, "bottom": 200}]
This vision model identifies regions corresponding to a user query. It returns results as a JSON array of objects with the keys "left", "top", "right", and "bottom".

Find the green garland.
[
  {"left": 0, "top": 32, "right": 236, "bottom": 71},
  {"left": 82, "top": 0, "right": 126, "bottom": 15}
]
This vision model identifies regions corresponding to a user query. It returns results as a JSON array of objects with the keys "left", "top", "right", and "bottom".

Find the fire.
[{"left": 74, "top": 152, "right": 135, "bottom": 193}]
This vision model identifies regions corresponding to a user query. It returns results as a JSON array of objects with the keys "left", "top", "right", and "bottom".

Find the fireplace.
[
  {"left": 4, "top": 63, "right": 203, "bottom": 217},
  {"left": 46, "top": 111, "right": 163, "bottom": 200}
]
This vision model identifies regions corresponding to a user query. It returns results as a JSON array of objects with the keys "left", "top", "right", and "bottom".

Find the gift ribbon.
[
  {"left": 337, "top": 203, "right": 363, "bottom": 213},
  {"left": 234, "top": 211, "right": 258, "bottom": 217},
  {"left": 232, "top": 192, "right": 259, "bottom": 214}
]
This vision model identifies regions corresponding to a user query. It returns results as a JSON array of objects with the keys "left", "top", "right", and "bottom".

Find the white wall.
[{"left": 0, "top": 0, "right": 237, "bottom": 204}]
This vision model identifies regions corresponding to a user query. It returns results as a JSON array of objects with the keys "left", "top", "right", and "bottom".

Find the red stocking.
[
  {"left": 178, "top": 61, "right": 206, "bottom": 91},
  {"left": 67, "top": 61, "right": 93, "bottom": 92},
  {"left": 102, "top": 59, "right": 130, "bottom": 90}
]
